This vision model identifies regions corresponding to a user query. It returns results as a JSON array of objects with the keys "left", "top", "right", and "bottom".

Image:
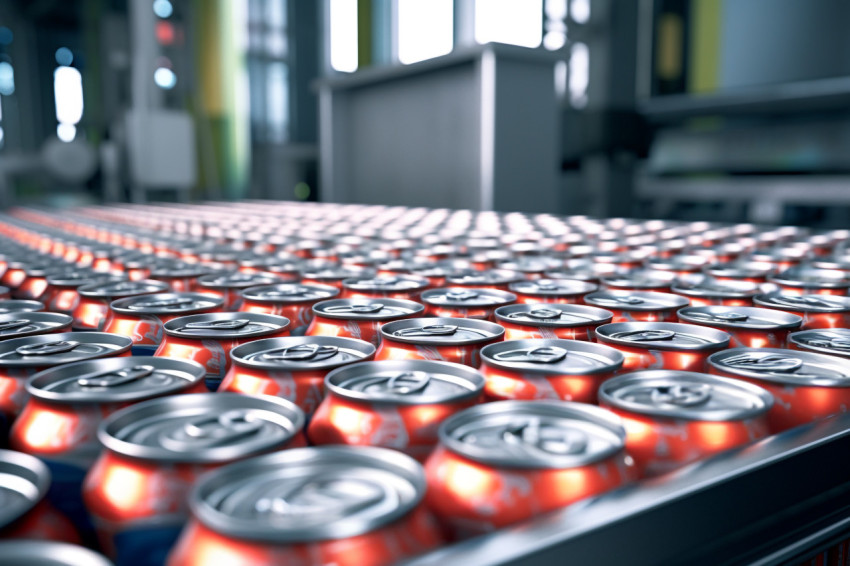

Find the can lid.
[
  {"left": 197, "top": 271, "right": 281, "bottom": 289},
  {"left": 445, "top": 269, "right": 523, "bottom": 286},
  {"left": 110, "top": 292, "right": 223, "bottom": 315},
  {"left": 584, "top": 290, "right": 689, "bottom": 311},
  {"left": 789, "top": 329, "right": 850, "bottom": 358},
  {"left": 242, "top": 283, "right": 339, "bottom": 304},
  {"left": 46, "top": 272, "right": 126, "bottom": 288},
  {"left": 189, "top": 446, "right": 425, "bottom": 542},
  {"left": 0, "top": 332, "right": 132, "bottom": 367},
  {"left": 596, "top": 322, "right": 730, "bottom": 351},
  {"left": 99, "top": 393, "right": 304, "bottom": 463},
  {"left": 342, "top": 275, "right": 429, "bottom": 292},
  {"left": 0, "top": 449, "right": 50, "bottom": 530},
  {"left": 671, "top": 278, "right": 759, "bottom": 298},
  {"left": 645, "top": 255, "right": 709, "bottom": 272},
  {"left": 302, "top": 267, "right": 377, "bottom": 282},
  {"left": 677, "top": 306, "right": 802, "bottom": 330},
  {"left": 313, "top": 298, "right": 423, "bottom": 320},
  {"left": 27, "top": 356, "right": 206, "bottom": 403},
  {"left": 481, "top": 339, "right": 623, "bottom": 375},
  {"left": 163, "top": 313, "right": 290, "bottom": 339},
  {"left": 754, "top": 293, "right": 850, "bottom": 313},
  {"left": 0, "top": 542, "right": 114, "bottom": 566},
  {"left": 709, "top": 348, "right": 850, "bottom": 386},
  {"left": 149, "top": 263, "right": 214, "bottom": 279},
  {"left": 509, "top": 279, "right": 597, "bottom": 297},
  {"left": 0, "top": 312, "right": 73, "bottom": 339},
  {"left": 231, "top": 336, "right": 375, "bottom": 370},
  {"left": 0, "top": 300, "right": 45, "bottom": 314},
  {"left": 78, "top": 279, "right": 169, "bottom": 298},
  {"left": 381, "top": 317, "right": 504, "bottom": 345},
  {"left": 601, "top": 270, "right": 676, "bottom": 290},
  {"left": 439, "top": 401, "right": 626, "bottom": 469},
  {"left": 497, "top": 257, "right": 561, "bottom": 273},
  {"left": 495, "top": 303, "right": 613, "bottom": 327},
  {"left": 703, "top": 261, "right": 775, "bottom": 279},
  {"left": 421, "top": 287, "right": 516, "bottom": 307},
  {"left": 599, "top": 370, "right": 773, "bottom": 421},
  {"left": 769, "top": 267, "right": 850, "bottom": 289}
]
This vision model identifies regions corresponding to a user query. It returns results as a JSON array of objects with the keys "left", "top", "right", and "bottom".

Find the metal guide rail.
[{"left": 404, "top": 413, "right": 850, "bottom": 566}]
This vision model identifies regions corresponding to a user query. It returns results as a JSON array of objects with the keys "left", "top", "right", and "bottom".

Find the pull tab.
[
  {"left": 394, "top": 324, "right": 458, "bottom": 337},
  {"left": 721, "top": 353, "right": 804, "bottom": 372},
  {"left": 254, "top": 477, "right": 384, "bottom": 519},
  {"left": 160, "top": 409, "right": 263, "bottom": 450},
  {"left": 324, "top": 303, "right": 385, "bottom": 314},
  {"left": 262, "top": 287, "right": 309, "bottom": 298},
  {"left": 130, "top": 297, "right": 194, "bottom": 309},
  {"left": 773, "top": 295, "right": 842, "bottom": 309},
  {"left": 261, "top": 344, "right": 339, "bottom": 362},
  {"left": 807, "top": 335, "right": 850, "bottom": 351},
  {"left": 688, "top": 311, "right": 749, "bottom": 323},
  {"left": 649, "top": 384, "right": 711, "bottom": 407},
  {"left": 76, "top": 364, "right": 154, "bottom": 387},
  {"left": 446, "top": 289, "right": 479, "bottom": 301},
  {"left": 182, "top": 319, "right": 250, "bottom": 331},
  {"left": 492, "top": 346, "right": 568, "bottom": 364},
  {"left": 612, "top": 329, "right": 676, "bottom": 342},
  {"left": 353, "top": 371, "right": 432, "bottom": 396},
  {"left": 509, "top": 308, "right": 562, "bottom": 320},
  {"left": 16, "top": 340, "right": 79, "bottom": 356},
  {"left": 502, "top": 419, "right": 588, "bottom": 455},
  {"left": 0, "top": 319, "right": 31, "bottom": 332}
]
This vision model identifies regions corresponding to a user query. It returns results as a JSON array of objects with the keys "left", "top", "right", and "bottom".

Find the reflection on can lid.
[
  {"left": 495, "top": 303, "right": 613, "bottom": 327},
  {"left": 0, "top": 541, "right": 114, "bottom": 566},
  {"left": 78, "top": 279, "right": 168, "bottom": 298},
  {"left": 0, "top": 300, "right": 45, "bottom": 314},
  {"left": 789, "top": 329, "right": 850, "bottom": 358},
  {"left": 231, "top": 336, "right": 375, "bottom": 370},
  {"left": 709, "top": 347, "right": 850, "bottom": 386},
  {"left": 754, "top": 293, "right": 850, "bottom": 312},
  {"left": 242, "top": 283, "right": 339, "bottom": 303},
  {"left": 111, "top": 292, "right": 223, "bottom": 314},
  {"left": 584, "top": 290, "right": 689, "bottom": 311},
  {"left": 381, "top": 317, "right": 504, "bottom": 345},
  {"left": 509, "top": 279, "right": 597, "bottom": 297},
  {"left": 164, "top": 313, "right": 290, "bottom": 339},
  {"left": 342, "top": 275, "right": 429, "bottom": 292},
  {"left": 313, "top": 298, "right": 423, "bottom": 320},
  {"left": 481, "top": 339, "right": 623, "bottom": 375},
  {"left": 671, "top": 278, "right": 759, "bottom": 298},
  {"left": 0, "top": 449, "right": 51, "bottom": 530},
  {"left": 0, "top": 332, "right": 132, "bottom": 367},
  {"left": 421, "top": 287, "right": 516, "bottom": 307},
  {"left": 445, "top": 269, "right": 523, "bottom": 286},
  {"left": 601, "top": 270, "right": 676, "bottom": 289},
  {"left": 0, "top": 312, "right": 73, "bottom": 339},
  {"left": 198, "top": 272, "right": 280, "bottom": 289},
  {"left": 769, "top": 267, "right": 850, "bottom": 289},
  {"left": 677, "top": 306, "right": 802, "bottom": 330},
  {"left": 596, "top": 322, "right": 730, "bottom": 351}
]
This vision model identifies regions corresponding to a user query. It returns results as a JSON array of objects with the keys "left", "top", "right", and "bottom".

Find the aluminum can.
[
  {"left": 301, "top": 266, "right": 377, "bottom": 290},
  {"left": 83, "top": 393, "right": 304, "bottom": 565},
  {"left": 444, "top": 269, "right": 524, "bottom": 291},
  {"left": 239, "top": 282, "right": 340, "bottom": 335},
  {"left": 341, "top": 275, "right": 430, "bottom": 301},
  {"left": 708, "top": 348, "right": 850, "bottom": 432},
  {"left": 16, "top": 264, "right": 70, "bottom": 301},
  {"left": 73, "top": 280, "right": 168, "bottom": 331},
  {"left": 754, "top": 293, "right": 850, "bottom": 330},
  {"left": 2, "top": 260, "right": 35, "bottom": 291},
  {"left": 702, "top": 261, "right": 776, "bottom": 284},
  {"left": 104, "top": 293, "right": 224, "bottom": 355},
  {"left": 601, "top": 270, "right": 677, "bottom": 293},
  {"left": 645, "top": 254, "right": 710, "bottom": 278},
  {"left": 677, "top": 306, "right": 802, "bottom": 348},
  {"left": 377, "top": 317, "right": 504, "bottom": 367},
  {"left": 306, "top": 297, "right": 424, "bottom": 347},
  {"left": 424, "top": 401, "right": 635, "bottom": 537},
  {"left": 671, "top": 278, "right": 760, "bottom": 307},
  {"left": 420, "top": 287, "right": 515, "bottom": 321},
  {"left": 0, "top": 299, "right": 45, "bottom": 314},
  {"left": 0, "top": 450, "right": 80, "bottom": 544},
  {"left": 0, "top": 285, "right": 10, "bottom": 300},
  {"left": 410, "top": 265, "right": 451, "bottom": 287},
  {"left": 0, "top": 312, "right": 73, "bottom": 341},
  {"left": 166, "top": 447, "right": 444, "bottom": 566},
  {"left": 480, "top": 338, "right": 623, "bottom": 403},
  {"left": 596, "top": 322, "right": 730, "bottom": 372},
  {"left": 148, "top": 263, "right": 213, "bottom": 293},
  {"left": 43, "top": 272, "right": 126, "bottom": 315},
  {"left": 509, "top": 278, "right": 597, "bottom": 304},
  {"left": 598, "top": 370, "right": 772, "bottom": 477},
  {"left": 496, "top": 257, "right": 562, "bottom": 280},
  {"left": 750, "top": 247, "right": 810, "bottom": 271},
  {"left": 308, "top": 360, "right": 484, "bottom": 461},
  {"left": 584, "top": 290, "right": 689, "bottom": 323},
  {"left": 0, "top": 541, "right": 112, "bottom": 566},
  {"left": 768, "top": 267, "right": 850, "bottom": 296},
  {"left": 196, "top": 272, "right": 281, "bottom": 311},
  {"left": 494, "top": 303, "right": 613, "bottom": 341},
  {"left": 789, "top": 328, "right": 850, "bottom": 359},
  {"left": 155, "top": 312, "right": 291, "bottom": 390}
]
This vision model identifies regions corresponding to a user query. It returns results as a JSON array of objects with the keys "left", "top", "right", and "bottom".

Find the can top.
[
  {"left": 341, "top": 275, "right": 429, "bottom": 292},
  {"left": 0, "top": 300, "right": 44, "bottom": 314},
  {"left": 497, "top": 257, "right": 562, "bottom": 274},
  {"left": 231, "top": 336, "right": 375, "bottom": 371},
  {"left": 27, "top": 356, "right": 206, "bottom": 403},
  {"left": 703, "top": 261, "right": 776, "bottom": 279},
  {"left": 312, "top": 298, "right": 423, "bottom": 321},
  {"left": 481, "top": 338, "right": 623, "bottom": 375},
  {"left": 0, "top": 542, "right": 114, "bottom": 566},
  {"left": 769, "top": 267, "right": 850, "bottom": 289},
  {"left": 46, "top": 271, "right": 125, "bottom": 288},
  {"left": 197, "top": 271, "right": 280, "bottom": 290},
  {"left": 0, "top": 449, "right": 50, "bottom": 530},
  {"left": 439, "top": 401, "right": 626, "bottom": 469},
  {"left": 78, "top": 279, "right": 169, "bottom": 299},
  {"left": 509, "top": 279, "right": 597, "bottom": 297},
  {"left": 99, "top": 393, "right": 304, "bottom": 463},
  {"left": 789, "top": 328, "right": 850, "bottom": 358},
  {"left": 421, "top": 287, "right": 516, "bottom": 308},
  {"left": 149, "top": 263, "right": 214, "bottom": 279},
  {"left": 709, "top": 347, "right": 850, "bottom": 387},
  {"left": 584, "top": 290, "right": 689, "bottom": 311},
  {"left": 596, "top": 322, "right": 730, "bottom": 351},
  {"left": 645, "top": 254, "right": 709, "bottom": 272},
  {"left": 494, "top": 303, "right": 613, "bottom": 328},
  {"left": 0, "top": 332, "right": 132, "bottom": 367},
  {"left": 677, "top": 306, "right": 803, "bottom": 330},
  {"left": 110, "top": 292, "right": 223, "bottom": 315},
  {"left": 0, "top": 312, "right": 73, "bottom": 340},
  {"left": 163, "top": 312, "right": 290, "bottom": 340},
  {"left": 381, "top": 317, "right": 504, "bottom": 345},
  {"left": 671, "top": 278, "right": 759, "bottom": 298},
  {"left": 754, "top": 293, "right": 850, "bottom": 313},
  {"left": 189, "top": 446, "right": 425, "bottom": 542},
  {"left": 326, "top": 360, "right": 484, "bottom": 405},
  {"left": 301, "top": 267, "right": 377, "bottom": 282},
  {"left": 601, "top": 270, "right": 676, "bottom": 290},
  {"left": 241, "top": 283, "right": 339, "bottom": 304},
  {"left": 599, "top": 370, "right": 773, "bottom": 421},
  {"left": 445, "top": 269, "right": 523, "bottom": 287}
]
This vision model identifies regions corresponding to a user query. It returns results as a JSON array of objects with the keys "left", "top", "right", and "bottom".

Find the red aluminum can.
[
  {"left": 149, "top": 263, "right": 214, "bottom": 293},
  {"left": 155, "top": 312, "right": 291, "bottom": 390},
  {"left": 104, "top": 292, "right": 224, "bottom": 355},
  {"left": 2, "top": 260, "right": 35, "bottom": 291},
  {"left": 15, "top": 264, "right": 70, "bottom": 301},
  {"left": 600, "top": 269, "right": 677, "bottom": 293},
  {"left": 73, "top": 280, "right": 169, "bottom": 331},
  {"left": 239, "top": 283, "right": 339, "bottom": 334},
  {"left": 420, "top": 287, "right": 516, "bottom": 321},
  {"left": 166, "top": 447, "right": 444, "bottom": 566},
  {"left": 0, "top": 312, "right": 72, "bottom": 341},
  {"left": 444, "top": 268, "right": 523, "bottom": 291},
  {"left": 196, "top": 272, "right": 281, "bottom": 311},
  {"left": 595, "top": 322, "right": 730, "bottom": 372},
  {"left": 308, "top": 360, "right": 484, "bottom": 461},
  {"left": 788, "top": 328, "right": 850, "bottom": 359},
  {"left": 754, "top": 293, "right": 850, "bottom": 330},
  {"left": 509, "top": 278, "right": 597, "bottom": 304},
  {"left": 306, "top": 297, "right": 424, "bottom": 347},
  {"left": 341, "top": 275, "right": 430, "bottom": 301},
  {"left": 702, "top": 261, "right": 776, "bottom": 285},
  {"left": 43, "top": 272, "right": 126, "bottom": 315},
  {"left": 598, "top": 370, "right": 773, "bottom": 477},
  {"left": 219, "top": 336, "right": 376, "bottom": 416},
  {"left": 424, "top": 401, "right": 635, "bottom": 537},
  {"left": 677, "top": 305, "right": 802, "bottom": 348},
  {"left": 301, "top": 266, "right": 377, "bottom": 290},
  {"left": 0, "top": 300, "right": 44, "bottom": 314},
  {"left": 750, "top": 247, "right": 810, "bottom": 271},
  {"left": 83, "top": 393, "right": 305, "bottom": 563},
  {"left": 768, "top": 267, "right": 850, "bottom": 296},
  {"left": 671, "top": 278, "right": 760, "bottom": 307},
  {"left": 708, "top": 348, "right": 850, "bottom": 432},
  {"left": 0, "top": 450, "right": 80, "bottom": 544},
  {"left": 479, "top": 338, "right": 623, "bottom": 403},
  {"left": 584, "top": 290, "right": 689, "bottom": 323},
  {"left": 494, "top": 303, "right": 613, "bottom": 341},
  {"left": 376, "top": 317, "right": 504, "bottom": 367}
]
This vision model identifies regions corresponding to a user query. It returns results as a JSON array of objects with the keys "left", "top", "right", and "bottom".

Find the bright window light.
[
  {"left": 0, "top": 61, "right": 14, "bottom": 95},
  {"left": 54, "top": 66, "right": 84, "bottom": 125},
  {"left": 153, "top": 67, "right": 177, "bottom": 89},
  {"left": 0, "top": 126, "right": 4, "bottom": 147},
  {"left": 570, "top": 0, "right": 590, "bottom": 24},
  {"left": 57, "top": 123, "right": 76, "bottom": 142},
  {"left": 329, "top": 0, "right": 358, "bottom": 72},
  {"left": 153, "top": 0, "right": 174, "bottom": 19},
  {"left": 474, "top": 0, "right": 543, "bottom": 48},
  {"left": 569, "top": 41, "right": 589, "bottom": 108},
  {"left": 398, "top": 0, "right": 453, "bottom": 65}
]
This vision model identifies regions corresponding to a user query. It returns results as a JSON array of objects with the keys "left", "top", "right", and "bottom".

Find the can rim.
[
  {"left": 677, "top": 306, "right": 803, "bottom": 330},
  {"left": 595, "top": 322, "right": 731, "bottom": 351},
  {"left": 230, "top": 335, "right": 376, "bottom": 370},
  {"left": 163, "top": 312, "right": 290, "bottom": 339},
  {"left": 109, "top": 292, "right": 223, "bottom": 315},
  {"left": 789, "top": 329, "right": 850, "bottom": 358},
  {"left": 480, "top": 338, "right": 623, "bottom": 375},
  {"left": 380, "top": 317, "right": 505, "bottom": 346},
  {"left": 0, "top": 331, "right": 132, "bottom": 367},
  {"left": 312, "top": 297, "right": 424, "bottom": 321},
  {"left": 508, "top": 279, "right": 598, "bottom": 297},
  {"left": 240, "top": 282, "right": 339, "bottom": 303},
  {"left": 584, "top": 290, "right": 689, "bottom": 312},
  {"left": 0, "top": 449, "right": 51, "bottom": 530},
  {"left": 78, "top": 279, "right": 169, "bottom": 298},
  {"left": 494, "top": 303, "right": 613, "bottom": 328},
  {"left": 0, "top": 312, "right": 73, "bottom": 339},
  {"left": 708, "top": 347, "right": 850, "bottom": 387},
  {"left": 754, "top": 293, "right": 850, "bottom": 312}
]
